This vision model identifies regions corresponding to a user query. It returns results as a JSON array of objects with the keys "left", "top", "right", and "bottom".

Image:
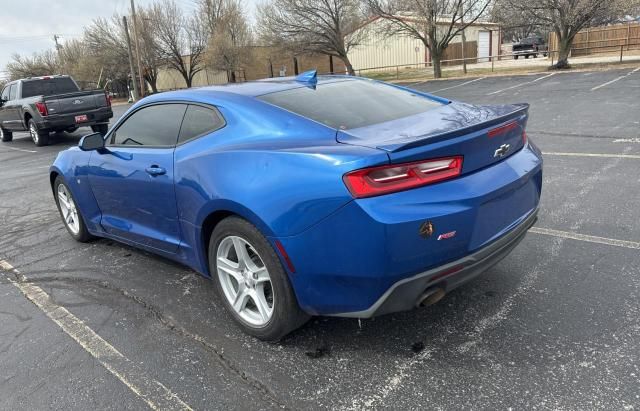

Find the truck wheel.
[
  {"left": 0, "top": 126, "right": 12, "bottom": 142},
  {"left": 525, "top": 54, "right": 530, "bottom": 59},
  {"left": 29, "top": 119, "right": 49, "bottom": 147},
  {"left": 209, "top": 217, "right": 309, "bottom": 341},
  {"left": 514, "top": 55, "right": 519, "bottom": 60},
  {"left": 91, "top": 124, "right": 109, "bottom": 135}
]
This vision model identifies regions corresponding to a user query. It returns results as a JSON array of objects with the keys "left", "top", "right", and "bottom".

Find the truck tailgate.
[{"left": 45, "top": 91, "right": 107, "bottom": 116}]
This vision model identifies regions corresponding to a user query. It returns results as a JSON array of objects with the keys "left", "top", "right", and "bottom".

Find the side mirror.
[{"left": 79, "top": 132, "right": 105, "bottom": 151}]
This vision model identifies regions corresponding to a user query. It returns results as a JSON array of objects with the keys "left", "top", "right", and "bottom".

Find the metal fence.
[{"left": 351, "top": 42, "right": 640, "bottom": 80}]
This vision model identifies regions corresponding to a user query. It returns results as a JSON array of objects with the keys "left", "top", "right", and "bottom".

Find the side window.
[
  {"left": 1, "top": 86, "right": 10, "bottom": 101},
  {"left": 110, "top": 104, "right": 187, "bottom": 147},
  {"left": 8, "top": 84, "right": 17, "bottom": 101},
  {"left": 178, "top": 105, "right": 225, "bottom": 144}
]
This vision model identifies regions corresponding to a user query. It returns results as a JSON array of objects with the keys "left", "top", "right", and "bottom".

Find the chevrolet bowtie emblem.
[{"left": 494, "top": 143, "right": 511, "bottom": 158}]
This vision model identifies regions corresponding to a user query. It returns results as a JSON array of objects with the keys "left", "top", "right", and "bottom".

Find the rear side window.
[
  {"left": 258, "top": 80, "right": 442, "bottom": 130},
  {"left": 21, "top": 77, "right": 79, "bottom": 98},
  {"left": 110, "top": 104, "right": 187, "bottom": 147},
  {"left": 178, "top": 105, "right": 225, "bottom": 144}
]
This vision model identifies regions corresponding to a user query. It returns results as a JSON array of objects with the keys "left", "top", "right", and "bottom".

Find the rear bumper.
[
  {"left": 39, "top": 107, "right": 113, "bottom": 130},
  {"left": 333, "top": 207, "right": 538, "bottom": 318},
  {"left": 278, "top": 142, "right": 543, "bottom": 316}
]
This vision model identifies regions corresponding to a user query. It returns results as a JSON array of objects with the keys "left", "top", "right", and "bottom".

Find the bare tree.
[
  {"left": 84, "top": 16, "right": 132, "bottom": 82},
  {"left": 502, "top": 0, "right": 638, "bottom": 68},
  {"left": 137, "top": 7, "right": 163, "bottom": 92},
  {"left": 151, "top": 0, "right": 208, "bottom": 88},
  {"left": 256, "top": 0, "right": 366, "bottom": 75},
  {"left": 367, "top": 0, "right": 493, "bottom": 78},
  {"left": 5, "top": 50, "right": 60, "bottom": 80},
  {"left": 200, "top": 0, "right": 252, "bottom": 82},
  {"left": 490, "top": 0, "right": 543, "bottom": 42}
]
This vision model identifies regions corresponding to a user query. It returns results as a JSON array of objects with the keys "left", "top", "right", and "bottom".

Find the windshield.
[
  {"left": 258, "top": 80, "right": 443, "bottom": 130},
  {"left": 21, "top": 77, "right": 79, "bottom": 98}
]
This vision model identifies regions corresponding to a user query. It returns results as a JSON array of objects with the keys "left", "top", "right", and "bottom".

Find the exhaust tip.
[{"left": 416, "top": 288, "right": 446, "bottom": 308}]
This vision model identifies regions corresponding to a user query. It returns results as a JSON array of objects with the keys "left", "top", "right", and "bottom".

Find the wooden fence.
[
  {"left": 549, "top": 22, "right": 640, "bottom": 57},
  {"left": 442, "top": 41, "right": 478, "bottom": 65}
]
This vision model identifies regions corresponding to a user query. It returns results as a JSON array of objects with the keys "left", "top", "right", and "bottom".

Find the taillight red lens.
[
  {"left": 343, "top": 156, "right": 463, "bottom": 198},
  {"left": 488, "top": 121, "right": 518, "bottom": 138},
  {"left": 105, "top": 91, "right": 112, "bottom": 107},
  {"left": 35, "top": 102, "right": 48, "bottom": 116}
]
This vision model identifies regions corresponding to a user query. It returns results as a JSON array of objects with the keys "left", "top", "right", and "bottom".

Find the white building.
[{"left": 347, "top": 16, "right": 502, "bottom": 71}]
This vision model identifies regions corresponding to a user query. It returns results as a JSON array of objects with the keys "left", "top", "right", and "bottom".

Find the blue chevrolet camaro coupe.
[{"left": 50, "top": 71, "right": 542, "bottom": 340}]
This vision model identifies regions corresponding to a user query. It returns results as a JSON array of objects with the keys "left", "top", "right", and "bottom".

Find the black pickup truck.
[
  {"left": 512, "top": 36, "right": 548, "bottom": 59},
  {"left": 0, "top": 75, "right": 113, "bottom": 146}
]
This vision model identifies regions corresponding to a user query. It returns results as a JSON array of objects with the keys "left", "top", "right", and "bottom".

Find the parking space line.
[
  {"left": 0, "top": 260, "right": 193, "bottom": 411},
  {"left": 432, "top": 77, "right": 486, "bottom": 92},
  {"left": 0, "top": 146, "right": 38, "bottom": 153},
  {"left": 487, "top": 73, "right": 555, "bottom": 95},
  {"left": 542, "top": 151, "right": 640, "bottom": 159},
  {"left": 530, "top": 228, "right": 640, "bottom": 250},
  {"left": 591, "top": 67, "right": 640, "bottom": 91}
]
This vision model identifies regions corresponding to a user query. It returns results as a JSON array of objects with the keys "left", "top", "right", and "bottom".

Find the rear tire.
[
  {"left": 53, "top": 176, "right": 94, "bottom": 242},
  {"left": 91, "top": 124, "right": 109, "bottom": 135},
  {"left": 29, "top": 119, "right": 49, "bottom": 146},
  {"left": 0, "top": 126, "right": 12, "bottom": 142},
  {"left": 514, "top": 55, "right": 519, "bottom": 60},
  {"left": 209, "top": 217, "right": 309, "bottom": 341}
]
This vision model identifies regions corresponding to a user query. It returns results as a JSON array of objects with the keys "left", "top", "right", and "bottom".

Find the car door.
[
  {"left": 0, "top": 85, "right": 10, "bottom": 128},
  {"left": 87, "top": 103, "right": 188, "bottom": 253},
  {"left": 0, "top": 84, "right": 20, "bottom": 130}
]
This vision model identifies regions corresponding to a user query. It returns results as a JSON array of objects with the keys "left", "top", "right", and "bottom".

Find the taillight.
[
  {"left": 105, "top": 91, "right": 112, "bottom": 107},
  {"left": 35, "top": 102, "right": 48, "bottom": 116},
  {"left": 488, "top": 121, "right": 518, "bottom": 138},
  {"left": 343, "top": 156, "right": 463, "bottom": 199}
]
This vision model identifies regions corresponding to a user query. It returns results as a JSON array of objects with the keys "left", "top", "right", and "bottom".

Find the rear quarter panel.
[{"left": 172, "top": 98, "right": 389, "bottom": 274}]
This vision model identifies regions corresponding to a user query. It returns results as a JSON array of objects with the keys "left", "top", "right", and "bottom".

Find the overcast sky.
[{"left": 0, "top": 0, "right": 258, "bottom": 80}]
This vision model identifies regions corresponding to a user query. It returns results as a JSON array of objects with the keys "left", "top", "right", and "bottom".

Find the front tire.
[
  {"left": 209, "top": 217, "right": 309, "bottom": 341},
  {"left": 91, "top": 124, "right": 109, "bottom": 135},
  {"left": 53, "top": 176, "right": 94, "bottom": 242},
  {"left": 0, "top": 126, "right": 12, "bottom": 142},
  {"left": 29, "top": 119, "right": 49, "bottom": 146}
]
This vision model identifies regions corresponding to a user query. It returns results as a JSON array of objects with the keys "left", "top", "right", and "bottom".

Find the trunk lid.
[{"left": 336, "top": 102, "right": 529, "bottom": 174}]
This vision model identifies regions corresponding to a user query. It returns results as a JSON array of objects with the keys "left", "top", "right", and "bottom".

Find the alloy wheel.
[
  {"left": 57, "top": 184, "right": 80, "bottom": 235},
  {"left": 216, "top": 236, "right": 274, "bottom": 327},
  {"left": 30, "top": 123, "right": 39, "bottom": 144}
]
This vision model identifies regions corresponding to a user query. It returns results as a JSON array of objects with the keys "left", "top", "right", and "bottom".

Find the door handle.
[{"left": 145, "top": 165, "right": 166, "bottom": 176}]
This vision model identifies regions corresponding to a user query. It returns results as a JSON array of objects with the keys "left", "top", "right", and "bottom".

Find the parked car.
[
  {"left": 0, "top": 75, "right": 113, "bottom": 146},
  {"left": 512, "top": 36, "right": 548, "bottom": 59},
  {"left": 50, "top": 71, "right": 543, "bottom": 340}
]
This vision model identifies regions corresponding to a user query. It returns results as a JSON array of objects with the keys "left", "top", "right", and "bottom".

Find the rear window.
[
  {"left": 21, "top": 77, "right": 79, "bottom": 98},
  {"left": 258, "top": 80, "right": 442, "bottom": 130}
]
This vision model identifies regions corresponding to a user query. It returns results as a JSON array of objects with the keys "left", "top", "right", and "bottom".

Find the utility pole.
[
  {"left": 53, "top": 35, "right": 63, "bottom": 73},
  {"left": 123, "top": 16, "right": 140, "bottom": 101},
  {"left": 130, "top": 0, "right": 145, "bottom": 97}
]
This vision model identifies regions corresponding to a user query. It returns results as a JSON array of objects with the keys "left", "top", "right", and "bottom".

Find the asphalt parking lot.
[{"left": 1, "top": 67, "right": 639, "bottom": 410}]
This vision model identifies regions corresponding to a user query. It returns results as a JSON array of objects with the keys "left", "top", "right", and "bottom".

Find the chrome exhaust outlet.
[{"left": 416, "top": 288, "right": 446, "bottom": 308}]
